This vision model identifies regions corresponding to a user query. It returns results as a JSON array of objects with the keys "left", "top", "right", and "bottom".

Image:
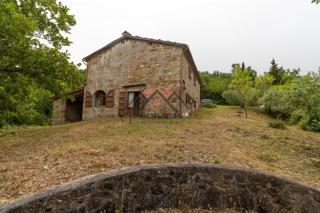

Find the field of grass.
[{"left": 0, "top": 106, "right": 319, "bottom": 205}]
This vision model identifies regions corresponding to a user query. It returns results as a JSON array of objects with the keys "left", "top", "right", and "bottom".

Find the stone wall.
[
  {"left": 83, "top": 39, "right": 182, "bottom": 120},
  {"left": 181, "top": 54, "right": 201, "bottom": 116},
  {"left": 1, "top": 164, "right": 319, "bottom": 213},
  {"left": 51, "top": 99, "right": 66, "bottom": 125}
]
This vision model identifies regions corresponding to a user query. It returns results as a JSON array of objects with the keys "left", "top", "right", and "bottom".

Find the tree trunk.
[{"left": 244, "top": 106, "right": 248, "bottom": 119}]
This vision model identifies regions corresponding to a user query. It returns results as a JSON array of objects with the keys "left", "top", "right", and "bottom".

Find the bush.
[
  {"left": 259, "top": 85, "right": 292, "bottom": 119},
  {"left": 268, "top": 120, "right": 286, "bottom": 129},
  {"left": 222, "top": 90, "right": 241, "bottom": 106},
  {"left": 202, "top": 103, "right": 217, "bottom": 108},
  {"left": 289, "top": 109, "right": 306, "bottom": 124},
  {"left": 300, "top": 110, "right": 320, "bottom": 132}
]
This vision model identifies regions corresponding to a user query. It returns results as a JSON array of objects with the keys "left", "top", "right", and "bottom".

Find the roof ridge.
[{"left": 130, "top": 35, "right": 188, "bottom": 47}]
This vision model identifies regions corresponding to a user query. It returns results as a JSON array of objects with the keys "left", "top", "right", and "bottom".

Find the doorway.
[
  {"left": 65, "top": 96, "right": 83, "bottom": 122},
  {"left": 128, "top": 92, "right": 140, "bottom": 116}
]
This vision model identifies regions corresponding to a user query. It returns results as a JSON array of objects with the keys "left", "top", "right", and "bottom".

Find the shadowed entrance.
[{"left": 65, "top": 89, "right": 84, "bottom": 122}]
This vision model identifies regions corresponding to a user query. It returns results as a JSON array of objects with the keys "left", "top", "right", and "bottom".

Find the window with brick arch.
[{"left": 94, "top": 90, "right": 106, "bottom": 107}]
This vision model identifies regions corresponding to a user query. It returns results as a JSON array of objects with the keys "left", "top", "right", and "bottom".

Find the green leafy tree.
[
  {"left": 200, "top": 71, "right": 232, "bottom": 104},
  {"left": 255, "top": 74, "right": 275, "bottom": 92},
  {"left": 224, "top": 66, "right": 255, "bottom": 118},
  {"left": 232, "top": 63, "right": 257, "bottom": 80},
  {"left": 312, "top": 0, "right": 320, "bottom": 4},
  {"left": 0, "top": 0, "right": 85, "bottom": 127},
  {"left": 268, "top": 59, "right": 285, "bottom": 85},
  {"left": 259, "top": 71, "right": 320, "bottom": 132}
]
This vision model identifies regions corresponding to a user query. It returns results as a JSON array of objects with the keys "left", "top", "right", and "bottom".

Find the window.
[
  {"left": 128, "top": 92, "right": 134, "bottom": 108},
  {"left": 106, "top": 90, "right": 114, "bottom": 107},
  {"left": 186, "top": 93, "right": 190, "bottom": 104},
  {"left": 193, "top": 74, "right": 197, "bottom": 86},
  {"left": 94, "top": 90, "right": 106, "bottom": 107},
  {"left": 188, "top": 66, "right": 192, "bottom": 79}
]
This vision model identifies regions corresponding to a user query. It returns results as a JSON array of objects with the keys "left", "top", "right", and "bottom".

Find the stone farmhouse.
[{"left": 52, "top": 32, "right": 200, "bottom": 125}]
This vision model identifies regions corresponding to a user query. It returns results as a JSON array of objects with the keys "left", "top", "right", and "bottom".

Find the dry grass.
[
  {"left": 145, "top": 208, "right": 239, "bottom": 213},
  {"left": 0, "top": 106, "right": 319, "bottom": 205}
]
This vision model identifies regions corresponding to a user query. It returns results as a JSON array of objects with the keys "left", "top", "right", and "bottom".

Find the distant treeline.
[{"left": 200, "top": 60, "right": 320, "bottom": 132}]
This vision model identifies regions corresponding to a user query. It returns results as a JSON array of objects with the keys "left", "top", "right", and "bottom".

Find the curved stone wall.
[{"left": 1, "top": 164, "right": 319, "bottom": 213}]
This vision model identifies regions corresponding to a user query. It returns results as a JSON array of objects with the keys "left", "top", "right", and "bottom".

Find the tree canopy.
[
  {"left": 200, "top": 71, "right": 232, "bottom": 104},
  {"left": 0, "top": 0, "right": 85, "bottom": 127},
  {"left": 223, "top": 65, "right": 255, "bottom": 118}
]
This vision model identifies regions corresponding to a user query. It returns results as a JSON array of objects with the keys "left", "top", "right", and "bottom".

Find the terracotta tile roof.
[{"left": 82, "top": 31, "right": 200, "bottom": 83}]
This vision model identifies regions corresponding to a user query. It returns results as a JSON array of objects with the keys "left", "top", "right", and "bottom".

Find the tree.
[
  {"left": 0, "top": 0, "right": 84, "bottom": 126},
  {"left": 200, "top": 71, "right": 232, "bottom": 104},
  {"left": 312, "top": 0, "right": 320, "bottom": 4},
  {"left": 259, "top": 71, "right": 320, "bottom": 132},
  {"left": 268, "top": 59, "right": 286, "bottom": 85},
  {"left": 225, "top": 66, "right": 255, "bottom": 118},
  {"left": 232, "top": 63, "right": 257, "bottom": 80}
]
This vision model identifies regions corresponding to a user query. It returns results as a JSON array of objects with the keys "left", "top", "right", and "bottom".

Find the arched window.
[{"left": 94, "top": 90, "right": 106, "bottom": 107}]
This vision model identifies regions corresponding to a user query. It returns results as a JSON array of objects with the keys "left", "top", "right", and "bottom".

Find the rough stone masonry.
[
  {"left": 1, "top": 164, "right": 319, "bottom": 213},
  {"left": 52, "top": 32, "right": 201, "bottom": 125}
]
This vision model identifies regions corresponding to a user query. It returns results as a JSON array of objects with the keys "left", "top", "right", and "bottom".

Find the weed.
[{"left": 268, "top": 120, "right": 286, "bottom": 129}]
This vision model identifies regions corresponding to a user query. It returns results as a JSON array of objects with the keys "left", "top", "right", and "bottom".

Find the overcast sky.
[{"left": 61, "top": 0, "right": 320, "bottom": 74}]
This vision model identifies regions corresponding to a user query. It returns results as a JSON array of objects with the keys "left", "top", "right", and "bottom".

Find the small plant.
[
  {"left": 211, "top": 155, "right": 221, "bottom": 164},
  {"left": 202, "top": 103, "right": 217, "bottom": 108},
  {"left": 268, "top": 120, "right": 286, "bottom": 129}
]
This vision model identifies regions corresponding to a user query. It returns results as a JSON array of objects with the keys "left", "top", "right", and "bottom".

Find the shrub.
[
  {"left": 222, "top": 90, "right": 241, "bottom": 106},
  {"left": 268, "top": 120, "right": 286, "bottom": 129},
  {"left": 289, "top": 109, "right": 306, "bottom": 124},
  {"left": 259, "top": 85, "right": 292, "bottom": 119},
  {"left": 300, "top": 110, "right": 320, "bottom": 132},
  {"left": 202, "top": 103, "right": 217, "bottom": 108}
]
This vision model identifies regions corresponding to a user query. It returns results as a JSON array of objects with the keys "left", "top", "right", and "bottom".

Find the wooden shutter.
[
  {"left": 102, "top": 92, "right": 106, "bottom": 106},
  {"left": 85, "top": 91, "right": 92, "bottom": 108},
  {"left": 106, "top": 90, "right": 114, "bottom": 108},
  {"left": 139, "top": 93, "right": 145, "bottom": 116},
  {"left": 118, "top": 92, "right": 128, "bottom": 115}
]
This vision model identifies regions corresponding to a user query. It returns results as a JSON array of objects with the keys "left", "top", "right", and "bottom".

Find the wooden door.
[{"left": 118, "top": 92, "right": 128, "bottom": 115}]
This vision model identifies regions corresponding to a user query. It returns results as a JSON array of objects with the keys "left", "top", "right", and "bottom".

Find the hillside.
[{"left": 0, "top": 106, "right": 319, "bottom": 205}]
